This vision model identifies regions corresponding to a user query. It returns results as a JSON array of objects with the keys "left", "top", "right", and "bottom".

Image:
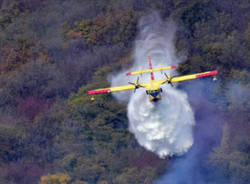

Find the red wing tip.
[
  {"left": 171, "top": 65, "right": 177, "bottom": 69},
  {"left": 88, "top": 89, "right": 110, "bottom": 95},
  {"left": 88, "top": 91, "right": 95, "bottom": 95},
  {"left": 126, "top": 72, "right": 131, "bottom": 76},
  {"left": 88, "top": 91, "right": 94, "bottom": 95},
  {"left": 209, "top": 70, "right": 218, "bottom": 75},
  {"left": 196, "top": 70, "right": 218, "bottom": 78}
]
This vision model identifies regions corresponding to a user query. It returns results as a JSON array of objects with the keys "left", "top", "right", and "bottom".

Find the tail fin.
[{"left": 148, "top": 55, "right": 155, "bottom": 81}]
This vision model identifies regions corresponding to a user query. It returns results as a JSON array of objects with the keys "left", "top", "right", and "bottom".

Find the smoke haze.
[
  {"left": 154, "top": 80, "right": 227, "bottom": 183},
  {"left": 111, "top": 13, "right": 195, "bottom": 158}
]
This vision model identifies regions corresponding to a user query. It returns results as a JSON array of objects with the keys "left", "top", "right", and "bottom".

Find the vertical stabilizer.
[{"left": 148, "top": 55, "right": 155, "bottom": 81}]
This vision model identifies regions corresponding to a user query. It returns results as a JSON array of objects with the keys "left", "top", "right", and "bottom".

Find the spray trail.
[{"left": 111, "top": 13, "right": 195, "bottom": 158}]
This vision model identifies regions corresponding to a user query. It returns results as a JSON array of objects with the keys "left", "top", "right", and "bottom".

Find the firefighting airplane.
[{"left": 88, "top": 56, "right": 218, "bottom": 102}]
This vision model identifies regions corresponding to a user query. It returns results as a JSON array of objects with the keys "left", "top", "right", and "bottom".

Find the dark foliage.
[{"left": 0, "top": 0, "right": 249, "bottom": 183}]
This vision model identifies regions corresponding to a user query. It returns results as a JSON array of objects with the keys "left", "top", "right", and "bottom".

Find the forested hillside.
[{"left": 0, "top": 0, "right": 249, "bottom": 184}]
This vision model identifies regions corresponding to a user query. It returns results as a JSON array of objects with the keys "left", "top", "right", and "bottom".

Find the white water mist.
[{"left": 111, "top": 13, "right": 195, "bottom": 158}]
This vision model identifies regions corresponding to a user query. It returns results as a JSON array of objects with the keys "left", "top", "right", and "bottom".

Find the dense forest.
[{"left": 0, "top": 0, "right": 249, "bottom": 184}]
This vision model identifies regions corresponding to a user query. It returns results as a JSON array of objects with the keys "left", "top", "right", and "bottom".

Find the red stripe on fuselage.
[
  {"left": 148, "top": 56, "right": 155, "bottom": 80},
  {"left": 196, "top": 70, "right": 218, "bottom": 78},
  {"left": 88, "top": 89, "right": 110, "bottom": 95}
]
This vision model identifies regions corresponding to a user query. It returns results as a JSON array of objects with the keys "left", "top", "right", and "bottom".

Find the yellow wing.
[
  {"left": 126, "top": 65, "right": 176, "bottom": 76},
  {"left": 160, "top": 70, "right": 218, "bottom": 84},
  {"left": 88, "top": 83, "right": 149, "bottom": 95}
]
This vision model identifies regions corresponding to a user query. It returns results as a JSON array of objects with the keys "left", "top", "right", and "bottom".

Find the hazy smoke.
[
  {"left": 154, "top": 80, "right": 226, "bottom": 184},
  {"left": 111, "top": 13, "right": 195, "bottom": 158}
]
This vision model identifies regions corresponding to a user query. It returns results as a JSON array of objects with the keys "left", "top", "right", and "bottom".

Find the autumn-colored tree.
[
  {"left": 68, "top": 8, "right": 139, "bottom": 46},
  {"left": 39, "top": 173, "right": 71, "bottom": 184}
]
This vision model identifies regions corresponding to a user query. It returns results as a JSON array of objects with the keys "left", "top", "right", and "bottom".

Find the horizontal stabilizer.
[{"left": 126, "top": 65, "right": 176, "bottom": 76}]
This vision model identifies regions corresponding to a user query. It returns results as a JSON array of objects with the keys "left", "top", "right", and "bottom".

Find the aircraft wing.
[
  {"left": 160, "top": 70, "right": 218, "bottom": 84},
  {"left": 88, "top": 83, "right": 149, "bottom": 95},
  {"left": 88, "top": 85, "right": 135, "bottom": 95}
]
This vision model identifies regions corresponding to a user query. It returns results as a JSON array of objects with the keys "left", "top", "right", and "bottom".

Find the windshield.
[{"left": 149, "top": 90, "right": 160, "bottom": 98}]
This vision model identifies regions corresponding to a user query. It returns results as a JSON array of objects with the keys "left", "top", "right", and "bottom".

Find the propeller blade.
[
  {"left": 164, "top": 73, "right": 174, "bottom": 87},
  {"left": 164, "top": 73, "right": 168, "bottom": 79},
  {"left": 128, "top": 77, "right": 141, "bottom": 93},
  {"left": 136, "top": 76, "right": 139, "bottom": 84}
]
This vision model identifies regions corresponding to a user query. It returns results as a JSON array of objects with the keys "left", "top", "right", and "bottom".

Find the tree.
[{"left": 39, "top": 173, "right": 71, "bottom": 184}]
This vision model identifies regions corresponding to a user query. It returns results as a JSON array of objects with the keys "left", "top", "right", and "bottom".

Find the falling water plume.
[{"left": 111, "top": 12, "right": 195, "bottom": 158}]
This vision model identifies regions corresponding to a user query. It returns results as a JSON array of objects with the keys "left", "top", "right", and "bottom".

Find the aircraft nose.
[{"left": 151, "top": 97, "right": 160, "bottom": 102}]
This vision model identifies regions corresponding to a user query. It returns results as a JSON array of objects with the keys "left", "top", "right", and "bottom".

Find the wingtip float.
[{"left": 88, "top": 56, "right": 218, "bottom": 102}]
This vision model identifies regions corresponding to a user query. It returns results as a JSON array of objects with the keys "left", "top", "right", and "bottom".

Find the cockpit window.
[{"left": 149, "top": 90, "right": 160, "bottom": 98}]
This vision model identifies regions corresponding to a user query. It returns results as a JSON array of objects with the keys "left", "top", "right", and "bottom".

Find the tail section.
[
  {"left": 126, "top": 56, "right": 176, "bottom": 77},
  {"left": 148, "top": 55, "right": 155, "bottom": 81}
]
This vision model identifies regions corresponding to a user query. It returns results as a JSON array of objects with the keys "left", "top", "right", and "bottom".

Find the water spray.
[{"left": 111, "top": 13, "right": 195, "bottom": 158}]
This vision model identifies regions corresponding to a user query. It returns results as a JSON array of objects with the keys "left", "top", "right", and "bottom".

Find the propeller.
[
  {"left": 128, "top": 77, "right": 142, "bottom": 93},
  {"left": 164, "top": 73, "right": 174, "bottom": 87}
]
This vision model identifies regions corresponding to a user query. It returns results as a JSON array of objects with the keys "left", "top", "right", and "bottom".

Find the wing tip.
[
  {"left": 88, "top": 91, "right": 95, "bottom": 95},
  {"left": 171, "top": 65, "right": 177, "bottom": 69},
  {"left": 88, "top": 89, "right": 110, "bottom": 95},
  {"left": 196, "top": 70, "right": 218, "bottom": 78},
  {"left": 126, "top": 72, "right": 131, "bottom": 76}
]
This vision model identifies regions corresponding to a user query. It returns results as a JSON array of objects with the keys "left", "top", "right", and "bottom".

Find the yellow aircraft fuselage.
[{"left": 145, "top": 80, "right": 162, "bottom": 102}]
